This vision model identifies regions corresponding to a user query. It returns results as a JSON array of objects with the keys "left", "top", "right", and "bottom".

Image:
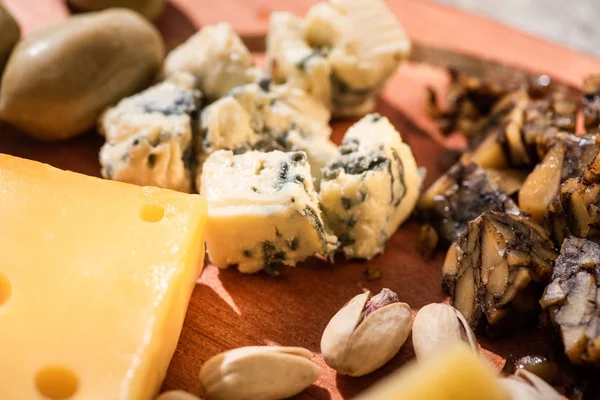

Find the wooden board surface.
[{"left": 2, "top": 0, "right": 600, "bottom": 398}]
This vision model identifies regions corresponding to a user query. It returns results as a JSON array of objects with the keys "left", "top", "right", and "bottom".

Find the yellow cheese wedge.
[
  {"left": 0, "top": 155, "right": 207, "bottom": 400},
  {"left": 355, "top": 344, "right": 510, "bottom": 400}
]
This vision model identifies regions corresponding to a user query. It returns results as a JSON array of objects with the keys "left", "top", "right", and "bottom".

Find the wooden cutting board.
[{"left": 2, "top": 0, "right": 600, "bottom": 398}]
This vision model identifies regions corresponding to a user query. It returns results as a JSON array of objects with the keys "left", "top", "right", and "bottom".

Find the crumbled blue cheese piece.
[
  {"left": 99, "top": 73, "right": 201, "bottom": 193},
  {"left": 200, "top": 150, "right": 338, "bottom": 274},
  {"left": 320, "top": 114, "right": 421, "bottom": 259},
  {"left": 196, "top": 81, "right": 336, "bottom": 189},
  {"left": 266, "top": 0, "right": 411, "bottom": 117},
  {"left": 267, "top": 12, "right": 332, "bottom": 110},
  {"left": 162, "top": 22, "right": 262, "bottom": 101}
]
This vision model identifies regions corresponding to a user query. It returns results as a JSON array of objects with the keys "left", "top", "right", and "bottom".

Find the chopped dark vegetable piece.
[
  {"left": 583, "top": 75, "right": 600, "bottom": 133},
  {"left": 519, "top": 132, "right": 600, "bottom": 223},
  {"left": 419, "top": 162, "right": 519, "bottom": 245},
  {"left": 443, "top": 211, "right": 558, "bottom": 335},
  {"left": 541, "top": 238, "right": 600, "bottom": 365},
  {"left": 427, "top": 68, "right": 526, "bottom": 139},
  {"left": 484, "top": 168, "right": 528, "bottom": 197},
  {"left": 465, "top": 92, "right": 578, "bottom": 169},
  {"left": 547, "top": 152, "right": 600, "bottom": 244}
]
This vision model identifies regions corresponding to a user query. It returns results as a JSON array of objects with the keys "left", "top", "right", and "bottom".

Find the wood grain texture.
[{"left": 1, "top": 0, "right": 600, "bottom": 398}]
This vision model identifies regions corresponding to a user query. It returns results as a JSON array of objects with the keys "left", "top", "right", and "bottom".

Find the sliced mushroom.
[
  {"left": 427, "top": 69, "right": 521, "bottom": 139},
  {"left": 546, "top": 152, "right": 600, "bottom": 244},
  {"left": 419, "top": 162, "right": 519, "bottom": 245},
  {"left": 583, "top": 74, "right": 600, "bottom": 133},
  {"left": 535, "top": 132, "right": 600, "bottom": 175},
  {"left": 484, "top": 168, "right": 528, "bottom": 196},
  {"left": 443, "top": 211, "right": 558, "bottom": 334},
  {"left": 519, "top": 144, "right": 564, "bottom": 224},
  {"left": 427, "top": 69, "right": 558, "bottom": 143},
  {"left": 465, "top": 93, "right": 578, "bottom": 169},
  {"left": 521, "top": 96, "right": 578, "bottom": 157},
  {"left": 519, "top": 132, "right": 600, "bottom": 223},
  {"left": 540, "top": 237, "right": 600, "bottom": 365},
  {"left": 464, "top": 91, "right": 530, "bottom": 168}
]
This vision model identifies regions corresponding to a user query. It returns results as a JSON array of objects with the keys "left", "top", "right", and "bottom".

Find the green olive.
[
  {"left": 0, "top": 8, "right": 164, "bottom": 141},
  {"left": 0, "top": 3, "right": 20, "bottom": 71},
  {"left": 67, "top": 0, "right": 165, "bottom": 21}
]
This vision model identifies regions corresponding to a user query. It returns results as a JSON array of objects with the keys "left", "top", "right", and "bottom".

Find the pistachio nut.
[
  {"left": 155, "top": 390, "right": 202, "bottom": 400},
  {"left": 320, "top": 288, "right": 412, "bottom": 376},
  {"left": 499, "top": 369, "right": 562, "bottom": 400},
  {"left": 199, "top": 346, "right": 320, "bottom": 400},
  {"left": 412, "top": 303, "right": 478, "bottom": 361}
]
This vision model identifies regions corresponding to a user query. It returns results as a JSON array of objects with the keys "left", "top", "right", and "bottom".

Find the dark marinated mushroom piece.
[
  {"left": 443, "top": 211, "right": 558, "bottom": 335},
  {"left": 464, "top": 91, "right": 530, "bottom": 168},
  {"left": 427, "top": 69, "right": 518, "bottom": 138},
  {"left": 540, "top": 238, "right": 600, "bottom": 365},
  {"left": 0, "top": 3, "right": 20, "bottom": 72},
  {"left": 419, "top": 162, "right": 519, "bottom": 245},
  {"left": 520, "top": 133, "right": 600, "bottom": 223},
  {"left": 521, "top": 95, "right": 578, "bottom": 156},
  {"left": 465, "top": 92, "right": 578, "bottom": 169},
  {"left": 501, "top": 355, "right": 560, "bottom": 384},
  {"left": 484, "top": 168, "right": 528, "bottom": 197},
  {"left": 427, "top": 69, "right": 557, "bottom": 141},
  {"left": 547, "top": 152, "right": 600, "bottom": 244},
  {"left": 535, "top": 131, "right": 600, "bottom": 165},
  {"left": 519, "top": 143, "right": 564, "bottom": 224},
  {"left": 582, "top": 75, "right": 600, "bottom": 133}
]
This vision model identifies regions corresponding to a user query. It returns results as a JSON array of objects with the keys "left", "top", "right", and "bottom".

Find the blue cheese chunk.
[
  {"left": 320, "top": 114, "right": 421, "bottom": 259},
  {"left": 267, "top": 12, "right": 332, "bottom": 109},
  {"left": 196, "top": 81, "right": 336, "bottom": 189},
  {"left": 99, "top": 73, "right": 201, "bottom": 193},
  {"left": 162, "top": 22, "right": 262, "bottom": 101},
  {"left": 285, "top": 130, "right": 338, "bottom": 188},
  {"left": 200, "top": 150, "right": 338, "bottom": 274},
  {"left": 266, "top": 0, "right": 410, "bottom": 117}
]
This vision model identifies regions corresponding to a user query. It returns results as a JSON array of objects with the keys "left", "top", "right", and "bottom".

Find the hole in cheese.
[
  {"left": 140, "top": 203, "right": 165, "bottom": 223},
  {"left": 35, "top": 365, "right": 78, "bottom": 400},
  {"left": 0, "top": 274, "right": 11, "bottom": 306}
]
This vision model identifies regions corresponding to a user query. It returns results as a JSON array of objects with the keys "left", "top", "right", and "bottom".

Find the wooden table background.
[{"left": 2, "top": 0, "right": 600, "bottom": 398}]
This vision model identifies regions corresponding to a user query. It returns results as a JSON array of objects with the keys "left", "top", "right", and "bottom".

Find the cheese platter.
[{"left": 1, "top": 0, "right": 600, "bottom": 399}]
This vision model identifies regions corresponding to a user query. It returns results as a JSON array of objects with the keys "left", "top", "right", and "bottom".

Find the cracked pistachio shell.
[
  {"left": 0, "top": 8, "right": 164, "bottom": 140},
  {"left": 320, "top": 291, "right": 413, "bottom": 376},
  {"left": 67, "top": 0, "right": 165, "bottom": 20},
  {"left": 155, "top": 391, "right": 202, "bottom": 400},
  {"left": 412, "top": 303, "right": 478, "bottom": 361},
  {"left": 499, "top": 369, "right": 562, "bottom": 400},
  {"left": 199, "top": 346, "right": 320, "bottom": 400},
  {"left": 0, "top": 3, "right": 19, "bottom": 71}
]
